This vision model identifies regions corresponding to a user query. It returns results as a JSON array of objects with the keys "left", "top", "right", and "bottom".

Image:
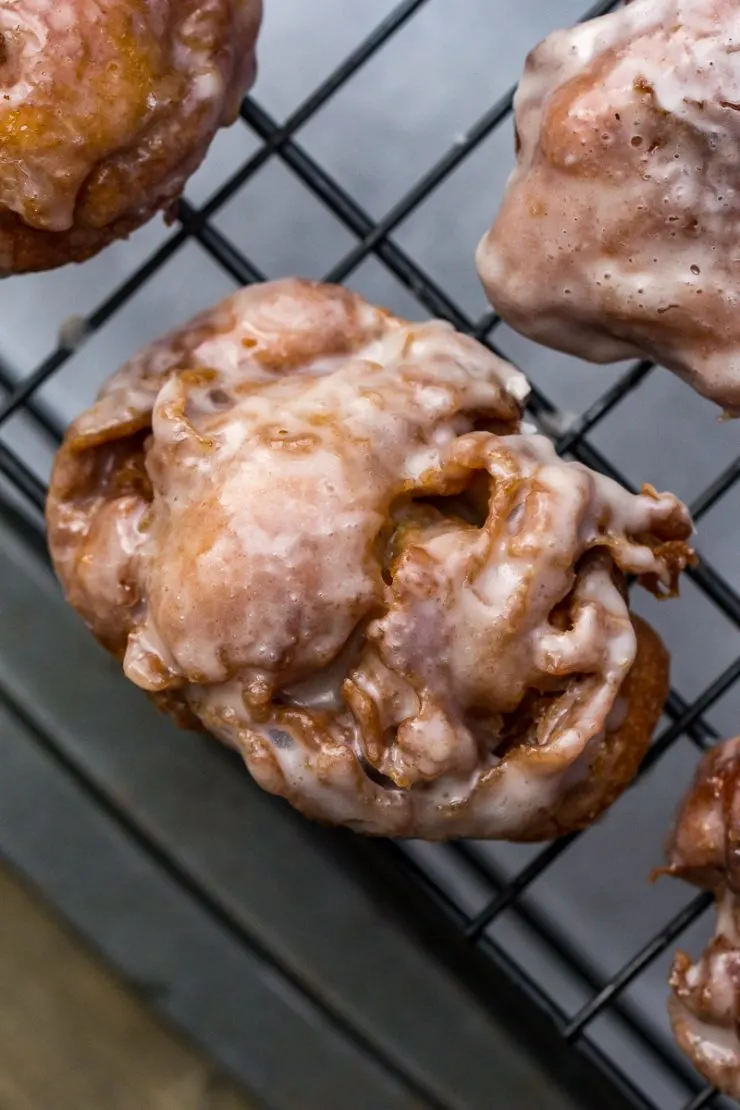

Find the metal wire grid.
[{"left": 0, "top": 1, "right": 737, "bottom": 1108}]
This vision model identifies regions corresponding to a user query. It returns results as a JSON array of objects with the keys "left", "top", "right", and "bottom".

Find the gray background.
[{"left": 0, "top": 1, "right": 737, "bottom": 1107}]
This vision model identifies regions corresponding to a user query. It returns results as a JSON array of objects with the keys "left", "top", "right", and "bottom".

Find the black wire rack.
[{"left": 1, "top": 2, "right": 738, "bottom": 1108}]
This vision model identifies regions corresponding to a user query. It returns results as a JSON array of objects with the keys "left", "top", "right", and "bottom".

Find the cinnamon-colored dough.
[
  {"left": 47, "top": 279, "right": 693, "bottom": 840},
  {"left": 0, "top": 0, "right": 262, "bottom": 275},
  {"left": 665, "top": 738, "right": 740, "bottom": 1099},
  {"left": 477, "top": 0, "right": 740, "bottom": 412}
]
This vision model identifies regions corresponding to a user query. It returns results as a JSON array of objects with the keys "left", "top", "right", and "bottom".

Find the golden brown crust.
[
  {"left": 666, "top": 736, "right": 740, "bottom": 890},
  {"left": 0, "top": 0, "right": 262, "bottom": 275},
  {"left": 48, "top": 279, "right": 691, "bottom": 840},
  {"left": 515, "top": 615, "right": 669, "bottom": 841},
  {"left": 664, "top": 737, "right": 740, "bottom": 1098},
  {"left": 477, "top": 0, "right": 740, "bottom": 411}
]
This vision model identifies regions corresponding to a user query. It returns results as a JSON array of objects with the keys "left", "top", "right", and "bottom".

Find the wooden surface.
[{"left": 0, "top": 863, "right": 256, "bottom": 1110}]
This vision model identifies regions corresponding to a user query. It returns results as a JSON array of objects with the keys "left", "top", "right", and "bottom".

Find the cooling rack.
[{"left": 0, "top": 2, "right": 738, "bottom": 1108}]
